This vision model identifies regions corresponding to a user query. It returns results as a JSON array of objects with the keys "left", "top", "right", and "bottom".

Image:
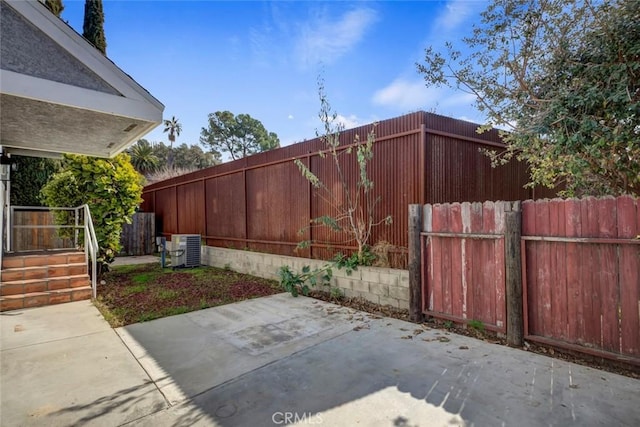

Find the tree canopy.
[
  {"left": 417, "top": 0, "right": 639, "bottom": 196},
  {"left": 200, "top": 111, "right": 280, "bottom": 161},
  {"left": 128, "top": 139, "right": 159, "bottom": 175},
  {"left": 127, "top": 139, "right": 219, "bottom": 178}
]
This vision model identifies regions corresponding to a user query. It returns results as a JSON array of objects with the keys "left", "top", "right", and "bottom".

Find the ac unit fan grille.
[{"left": 171, "top": 234, "right": 201, "bottom": 268}]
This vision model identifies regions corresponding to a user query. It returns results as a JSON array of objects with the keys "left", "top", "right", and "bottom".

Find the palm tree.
[
  {"left": 128, "top": 139, "right": 159, "bottom": 175},
  {"left": 163, "top": 116, "right": 182, "bottom": 169}
]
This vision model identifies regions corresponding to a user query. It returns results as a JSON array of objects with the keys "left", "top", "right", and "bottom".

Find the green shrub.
[{"left": 41, "top": 153, "right": 143, "bottom": 273}]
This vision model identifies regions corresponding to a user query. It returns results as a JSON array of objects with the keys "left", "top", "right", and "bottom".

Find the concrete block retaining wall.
[{"left": 201, "top": 246, "right": 410, "bottom": 309}]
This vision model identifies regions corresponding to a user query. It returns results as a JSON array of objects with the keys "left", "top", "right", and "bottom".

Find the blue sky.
[{"left": 61, "top": 0, "right": 486, "bottom": 154}]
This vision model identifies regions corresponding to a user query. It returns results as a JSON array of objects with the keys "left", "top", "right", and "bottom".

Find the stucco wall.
[
  {"left": 201, "top": 246, "right": 410, "bottom": 309},
  {"left": 0, "top": 2, "right": 120, "bottom": 95}
]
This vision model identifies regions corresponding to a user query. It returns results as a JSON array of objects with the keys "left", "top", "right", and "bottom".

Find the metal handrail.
[
  {"left": 82, "top": 204, "right": 99, "bottom": 299},
  {"left": 8, "top": 205, "right": 99, "bottom": 299}
]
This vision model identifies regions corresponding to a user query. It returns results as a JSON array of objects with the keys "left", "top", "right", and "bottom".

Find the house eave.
[{"left": 0, "top": 0, "right": 165, "bottom": 159}]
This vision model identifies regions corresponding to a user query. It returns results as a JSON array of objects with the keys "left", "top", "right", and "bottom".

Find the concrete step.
[
  {"left": 0, "top": 286, "right": 93, "bottom": 311},
  {"left": 1, "top": 263, "right": 87, "bottom": 282},
  {"left": 1, "top": 275, "right": 90, "bottom": 296},
  {"left": 2, "top": 252, "right": 85, "bottom": 269},
  {"left": 1, "top": 251, "right": 91, "bottom": 312}
]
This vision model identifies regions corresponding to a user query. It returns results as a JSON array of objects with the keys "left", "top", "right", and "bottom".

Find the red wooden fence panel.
[
  {"left": 522, "top": 196, "right": 640, "bottom": 362},
  {"left": 422, "top": 201, "right": 510, "bottom": 332}
]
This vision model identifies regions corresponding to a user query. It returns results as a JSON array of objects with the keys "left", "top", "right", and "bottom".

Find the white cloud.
[
  {"left": 372, "top": 78, "right": 434, "bottom": 110},
  {"left": 295, "top": 7, "right": 378, "bottom": 68},
  {"left": 333, "top": 114, "right": 360, "bottom": 129},
  {"left": 288, "top": 114, "right": 294, "bottom": 120},
  {"left": 434, "top": 0, "right": 478, "bottom": 33},
  {"left": 372, "top": 77, "right": 477, "bottom": 112}
]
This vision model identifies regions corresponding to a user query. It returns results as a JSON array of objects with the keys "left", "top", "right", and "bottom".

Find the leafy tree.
[
  {"left": 163, "top": 116, "right": 182, "bottom": 168},
  {"left": 41, "top": 154, "right": 144, "bottom": 273},
  {"left": 294, "top": 78, "right": 392, "bottom": 263},
  {"left": 417, "top": 0, "right": 640, "bottom": 196},
  {"left": 128, "top": 139, "right": 159, "bottom": 175},
  {"left": 149, "top": 141, "right": 170, "bottom": 169},
  {"left": 128, "top": 140, "right": 219, "bottom": 177},
  {"left": 200, "top": 111, "right": 280, "bottom": 161},
  {"left": 45, "top": 0, "right": 64, "bottom": 16},
  {"left": 82, "top": 0, "right": 106, "bottom": 54},
  {"left": 173, "top": 143, "right": 219, "bottom": 170},
  {"left": 10, "top": 156, "right": 59, "bottom": 206}
]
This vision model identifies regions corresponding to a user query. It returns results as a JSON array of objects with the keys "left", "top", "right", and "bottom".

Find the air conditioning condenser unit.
[{"left": 171, "top": 234, "right": 201, "bottom": 268}]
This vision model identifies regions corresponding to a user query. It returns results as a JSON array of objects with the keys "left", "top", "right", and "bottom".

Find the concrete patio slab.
[
  {"left": 0, "top": 301, "right": 168, "bottom": 427},
  {"left": 115, "top": 294, "right": 356, "bottom": 405},
  {"left": 128, "top": 304, "right": 639, "bottom": 427}
]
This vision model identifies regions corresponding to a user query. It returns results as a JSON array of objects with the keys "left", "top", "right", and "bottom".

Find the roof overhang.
[{"left": 0, "top": 0, "right": 164, "bottom": 159}]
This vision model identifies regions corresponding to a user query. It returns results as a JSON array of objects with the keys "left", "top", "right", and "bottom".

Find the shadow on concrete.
[
  {"left": 48, "top": 380, "right": 166, "bottom": 427},
  {"left": 117, "top": 295, "right": 640, "bottom": 426},
  {"left": 116, "top": 296, "right": 481, "bottom": 426},
  {"left": 181, "top": 324, "right": 473, "bottom": 426}
]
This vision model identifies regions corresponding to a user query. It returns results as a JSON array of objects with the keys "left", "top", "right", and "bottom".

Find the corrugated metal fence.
[
  {"left": 420, "top": 196, "right": 640, "bottom": 365},
  {"left": 142, "top": 111, "right": 554, "bottom": 268}
]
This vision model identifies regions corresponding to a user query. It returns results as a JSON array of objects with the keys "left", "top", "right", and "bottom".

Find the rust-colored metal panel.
[
  {"left": 205, "top": 172, "right": 246, "bottom": 240},
  {"left": 154, "top": 187, "right": 177, "bottom": 236},
  {"left": 140, "top": 191, "right": 155, "bottom": 213},
  {"left": 425, "top": 134, "right": 532, "bottom": 203},
  {"left": 309, "top": 125, "right": 422, "bottom": 262},
  {"left": 176, "top": 181, "right": 206, "bottom": 235},
  {"left": 142, "top": 111, "right": 548, "bottom": 268},
  {"left": 246, "top": 161, "right": 310, "bottom": 246}
]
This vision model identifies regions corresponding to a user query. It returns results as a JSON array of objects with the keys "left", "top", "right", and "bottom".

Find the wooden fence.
[
  {"left": 142, "top": 111, "right": 556, "bottom": 268},
  {"left": 421, "top": 201, "right": 511, "bottom": 333},
  {"left": 521, "top": 197, "right": 639, "bottom": 361},
  {"left": 11, "top": 210, "right": 73, "bottom": 252},
  {"left": 10, "top": 210, "right": 155, "bottom": 256},
  {"left": 411, "top": 196, "right": 640, "bottom": 366},
  {"left": 119, "top": 213, "right": 156, "bottom": 256}
]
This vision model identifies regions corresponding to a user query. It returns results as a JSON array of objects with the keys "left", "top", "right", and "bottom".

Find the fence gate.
[{"left": 421, "top": 201, "right": 513, "bottom": 333}]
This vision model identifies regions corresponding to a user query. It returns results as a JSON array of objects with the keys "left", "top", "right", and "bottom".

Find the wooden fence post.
[
  {"left": 505, "top": 202, "right": 524, "bottom": 347},
  {"left": 409, "top": 204, "right": 423, "bottom": 323}
]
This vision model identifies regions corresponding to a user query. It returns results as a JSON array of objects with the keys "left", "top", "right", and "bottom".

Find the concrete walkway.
[
  {"left": 1, "top": 295, "right": 638, "bottom": 426},
  {"left": 0, "top": 301, "right": 167, "bottom": 426}
]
